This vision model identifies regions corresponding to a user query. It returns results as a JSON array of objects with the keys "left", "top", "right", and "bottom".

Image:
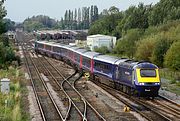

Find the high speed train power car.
[{"left": 34, "top": 41, "right": 161, "bottom": 97}]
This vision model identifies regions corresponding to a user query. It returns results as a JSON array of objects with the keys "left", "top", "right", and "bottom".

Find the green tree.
[
  {"left": 151, "top": 36, "right": 171, "bottom": 67},
  {"left": 164, "top": 41, "right": 180, "bottom": 70},
  {"left": 94, "top": 46, "right": 109, "bottom": 54},
  {"left": 23, "top": 15, "right": 57, "bottom": 31},
  {"left": 149, "top": 0, "right": 180, "bottom": 26},
  {"left": 4, "top": 18, "right": 15, "bottom": 31},
  {"left": 0, "top": 42, "right": 5, "bottom": 66},
  {"left": 0, "top": 34, "right": 9, "bottom": 46},
  {"left": 64, "top": 10, "right": 68, "bottom": 26},
  {"left": 89, "top": 10, "right": 123, "bottom": 36},
  {"left": 109, "top": 6, "right": 119, "bottom": 14},
  {"left": 100, "top": 9, "right": 109, "bottom": 16},
  {"left": 0, "top": 0, "right": 7, "bottom": 34},
  {"left": 90, "top": 5, "right": 94, "bottom": 23},
  {"left": 0, "top": 35, "right": 16, "bottom": 69},
  {"left": 59, "top": 17, "right": 65, "bottom": 29},
  {"left": 77, "top": 8, "right": 82, "bottom": 29},
  {"left": 115, "top": 29, "right": 142, "bottom": 58},
  {"left": 119, "top": 3, "right": 151, "bottom": 31},
  {"left": 94, "top": 5, "right": 98, "bottom": 21},
  {"left": 135, "top": 36, "right": 156, "bottom": 61}
]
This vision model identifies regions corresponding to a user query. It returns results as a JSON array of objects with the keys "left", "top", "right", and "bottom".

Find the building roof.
[{"left": 87, "top": 34, "right": 115, "bottom": 38}]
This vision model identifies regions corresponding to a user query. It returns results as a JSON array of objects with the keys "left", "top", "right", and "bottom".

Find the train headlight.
[
  {"left": 155, "top": 83, "right": 160, "bottom": 85},
  {"left": 139, "top": 83, "right": 145, "bottom": 85}
]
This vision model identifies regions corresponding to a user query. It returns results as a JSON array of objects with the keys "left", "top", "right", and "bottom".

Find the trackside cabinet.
[{"left": 0, "top": 78, "right": 10, "bottom": 94}]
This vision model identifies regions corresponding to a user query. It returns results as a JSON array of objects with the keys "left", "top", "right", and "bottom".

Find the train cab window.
[{"left": 140, "top": 69, "right": 156, "bottom": 77}]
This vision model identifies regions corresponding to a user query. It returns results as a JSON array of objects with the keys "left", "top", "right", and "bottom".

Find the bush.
[
  {"left": 164, "top": 41, "right": 180, "bottom": 71},
  {"left": 135, "top": 36, "right": 156, "bottom": 61},
  {"left": 94, "top": 46, "right": 110, "bottom": 54},
  {"left": 115, "top": 29, "right": 143, "bottom": 58},
  {"left": 0, "top": 35, "right": 20, "bottom": 69},
  {"left": 151, "top": 35, "right": 171, "bottom": 67}
]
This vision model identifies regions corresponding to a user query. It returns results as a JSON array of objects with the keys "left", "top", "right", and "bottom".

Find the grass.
[
  {"left": 0, "top": 67, "right": 29, "bottom": 121},
  {"left": 160, "top": 69, "right": 180, "bottom": 95},
  {"left": 160, "top": 68, "right": 180, "bottom": 81}
]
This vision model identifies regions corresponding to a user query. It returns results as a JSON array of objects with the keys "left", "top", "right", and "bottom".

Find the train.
[{"left": 34, "top": 40, "right": 161, "bottom": 97}]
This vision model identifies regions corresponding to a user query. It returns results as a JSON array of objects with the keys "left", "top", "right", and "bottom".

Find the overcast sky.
[{"left": 5, "top": 0, "right": 159, "bottom": 22}]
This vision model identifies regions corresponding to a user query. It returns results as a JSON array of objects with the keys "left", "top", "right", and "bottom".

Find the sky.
[{"left": 4, "top": 0, "right": 159, "bottom": 22}]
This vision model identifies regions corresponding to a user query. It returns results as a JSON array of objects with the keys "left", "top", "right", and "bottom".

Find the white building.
[
  {"left": 87, "top": 34, "right": 117, "bottom": 51},
  {"left": 6, "top": 31, "right": 15, "bottom": 40}
]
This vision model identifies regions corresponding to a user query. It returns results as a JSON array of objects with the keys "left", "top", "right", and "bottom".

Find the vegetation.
[
  {"left": 114, "top": 29, "right": 142, "bottom": 58},
  {"left": 160, "top": 69, "right": 180, "bottom": 95},
  {"left": 0, "top": 0, "right": 19, "bottom": 69},
  {"left": 23, "top": 15, "right": 58, "bottom": 32},
  {"left": 0, "top": 0, "right": 7, "bottom": 34},
  {"left": 0, "top": 34, "right": 20, "bottom": 69},
  {"left": 22, "top": 5, "right": 99, "bottom": 31},
  {"left": 59, "top": 5, "right": 99, "bottom": 30},
  {"left": 94, "top": 46, "right": 109, "bottom": 54},
  {"left": 0, "top": 68, "right": 29, "bottom": 121},
  {"left": 89, "top": 0, "right": 180, "bottom": 72},
  {"left": 164, "top": 41, "right": 180, "bottom": 71},
  {"left": 3, "top": 18, "right": 16, "bottom": 31}
]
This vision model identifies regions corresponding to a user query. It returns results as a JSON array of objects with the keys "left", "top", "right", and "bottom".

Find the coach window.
[
  {"left": 62, "top": 48, "right": 65, "bottom": 55},
  {"left": 74, "top": 53, "right": 77, "bottom": 62},
  {"left": 39, "top": 44, "right": 43, "bottom": 49},
  {"left": 83, "top": 57, "right": 90, "bottom": 67},
  {"left": 95, "top": 62, "right": 108, "bottom": 71},
  {"left": 77, "top": 54, "right": 80, "bottom": 63},
  {"left": 74, "top": 53, "right": 80, "bottom": 63},
  {"left": 46, "top": 45, "right": 51, "bottom": 50}
]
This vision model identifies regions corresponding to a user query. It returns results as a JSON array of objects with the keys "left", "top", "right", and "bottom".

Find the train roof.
[
  {"left": 74, "top": 48, "right": 89, "bottom": 54},
  {"left": 49, "top": 43, "right": 67, "bottom": 49},
  {"left": 117, "top": 60, "right": 158, "bottom": 69},
  {"left": 114, "top": 58, "right": 131, "bottom": 65},
  {"left": 119, "top": 60, "right": 138, "bottom": 69},
  {"left": 94, "top": 55, "right": 120, "bottom": 64},
  {"left": 36, "top": 41, "right": 81, "bottom": 51},
  {"left": 36, "top": 41, "right": 56, "bottom": 46},
  {"left": 82, "top": 51, "right": 101, "bottom": 58},
  {"left": 68, "top": 46, "right": 81, "bottom": 51}
]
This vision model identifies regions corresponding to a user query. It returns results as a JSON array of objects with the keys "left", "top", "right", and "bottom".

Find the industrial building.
[
  {"left": 34, "top": 30, "right": 87, "bottom": 44},
  {"left": 86, "top": 34, "right": 117, "bottom": 51}
]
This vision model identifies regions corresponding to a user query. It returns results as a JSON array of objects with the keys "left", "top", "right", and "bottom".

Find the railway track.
[
  {"left": 143, "top": 95, "right": 180, "bottom": 120},
  {"left": 22, "top": 43, "right": 64, "bottom": 121},
  {"left": 32, "top": 56, "right": 73, "bottom": 121},
  {"left": 27, "top": 49, "right": 105, "bottom": 121},
  {"left": 92, "top": 80, "right": 175, "bottom": 121},
  {"left": 43, "top": 57, "right": 106, "bottom": 121}
]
